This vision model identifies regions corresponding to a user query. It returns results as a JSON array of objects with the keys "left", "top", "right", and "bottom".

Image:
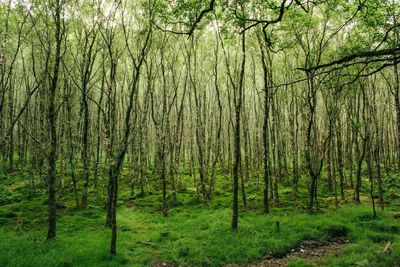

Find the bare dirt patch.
[{"left": 226, "top": 237, "right": 349, "bottom": 267}]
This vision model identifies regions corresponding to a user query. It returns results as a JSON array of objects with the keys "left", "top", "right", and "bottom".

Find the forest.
[{"left": 1, "top": 0, "right": 400, "bottom": 266}]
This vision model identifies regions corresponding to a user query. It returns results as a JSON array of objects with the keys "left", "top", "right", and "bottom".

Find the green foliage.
[
  {"left": 1, "top": 173, "right": 400, "bottom": 267},
  {"left": 0, "top": 187, "right": 22, "bottom": 205}
]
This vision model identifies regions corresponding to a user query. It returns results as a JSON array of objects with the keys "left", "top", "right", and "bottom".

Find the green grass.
[{"left": 1, "top": 170, "right": 400, "bottom": 266}]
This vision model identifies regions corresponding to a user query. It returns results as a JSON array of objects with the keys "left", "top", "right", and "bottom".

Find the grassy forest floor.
[{"left": 1, "top": 168, "right": 400, "bottom": 267}]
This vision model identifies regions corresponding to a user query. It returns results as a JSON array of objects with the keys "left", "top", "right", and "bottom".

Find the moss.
[
  {"left": 1, "top": 173, "right": 400, "bottom": 266},
  {"left": 323, "top": 224, "right": 349, "bottom": 238},
  {"left": 1, "top": 211, "right": 18, "bottom": 218}
]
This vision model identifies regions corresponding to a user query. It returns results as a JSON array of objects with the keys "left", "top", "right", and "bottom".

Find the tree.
[{"left": 47, "top": 0, "right": 64, "bottom": 240}]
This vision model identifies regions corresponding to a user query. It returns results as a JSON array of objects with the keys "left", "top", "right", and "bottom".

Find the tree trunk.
[{"left": 47, "top": 0, "right": 62, "bottom": 240}]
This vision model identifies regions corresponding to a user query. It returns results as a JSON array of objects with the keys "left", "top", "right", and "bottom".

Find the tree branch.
[{"left": 298, "top": 48, "right": 400, "bottom": 72}]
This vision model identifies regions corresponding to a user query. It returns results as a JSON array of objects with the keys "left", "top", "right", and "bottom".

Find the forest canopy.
[{"left": 1, "top": 0, "right": 400, "bottom": 266}]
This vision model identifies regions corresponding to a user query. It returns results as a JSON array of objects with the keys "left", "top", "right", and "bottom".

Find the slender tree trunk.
[
  {"left": 336, "top": 116, "right": 345, "bottom": 200},
  {"left": 47, "top": 0, "right": 62, "bottom": 240},
  {"left": 393, "top": 63, "right": 400, "bottom": 171},
  {"left": 354, "top": 92, "right": 365, "bottom": 204}
]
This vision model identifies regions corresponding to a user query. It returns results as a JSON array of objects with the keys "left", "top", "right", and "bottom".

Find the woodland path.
[{"left": 225, "top": 237, "right": 349, "bottom": 267}]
